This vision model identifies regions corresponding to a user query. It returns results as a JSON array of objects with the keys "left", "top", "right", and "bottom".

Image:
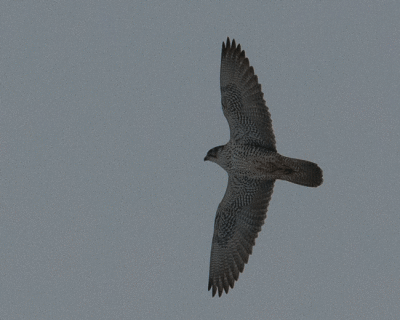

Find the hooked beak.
[{"left": 204, "top": 156, "right": 209, "bottom": 161}]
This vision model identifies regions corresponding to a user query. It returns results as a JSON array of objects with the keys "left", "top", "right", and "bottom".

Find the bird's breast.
[{"left": 228, "top": 148, "right": 281, "bottom": 179}]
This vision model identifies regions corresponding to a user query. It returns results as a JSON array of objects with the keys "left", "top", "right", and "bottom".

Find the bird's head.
[{"left": 204, "top": 145, "right": 224, "bottom": 163}]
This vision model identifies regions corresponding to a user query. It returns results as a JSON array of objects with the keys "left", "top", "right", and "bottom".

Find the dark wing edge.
[
  {"left": 208, "top": 176, "right": 275, "bottom": 297},
  {"left": 220, "top": 37, "right": 276, "bottom": 152}
]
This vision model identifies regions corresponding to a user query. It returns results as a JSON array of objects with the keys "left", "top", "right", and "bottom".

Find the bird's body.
[
  {"left": 209, "top": 142, "right": 322, "bottom": 185},
  {"left": 205, "top": 38, "right": 323, "bottom": 297},
  {"left": 208, "top": 143, "right": 278, "bottom": 179}
]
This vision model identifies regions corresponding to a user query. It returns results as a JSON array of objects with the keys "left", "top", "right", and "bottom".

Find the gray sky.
[{"left": 1, "top": 1, "right": 399, "bottom": 319}]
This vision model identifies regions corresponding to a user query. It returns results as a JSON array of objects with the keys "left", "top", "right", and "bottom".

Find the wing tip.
[
  {"left": 209, "top": 271, "right": 239, "bottom": 297},
  {"left": 222, "top": 37, "right": 247, "bottom": 64},
  {"left": 223, "top": 37, "right": 238, "bottom": 50}
]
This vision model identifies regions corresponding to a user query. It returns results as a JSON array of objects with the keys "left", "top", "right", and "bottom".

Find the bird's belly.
[{"left": 229, "top": 154, "right": 285, "bottom": 179}]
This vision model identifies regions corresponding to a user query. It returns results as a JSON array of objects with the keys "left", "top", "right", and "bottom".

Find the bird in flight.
[{"left": 204, "top": 37, "right": 323, "bottom": 297}]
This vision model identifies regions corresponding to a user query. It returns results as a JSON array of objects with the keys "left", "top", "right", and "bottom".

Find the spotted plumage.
[{"left": 204, "top": 38, "right": 323, "bottom": 297}]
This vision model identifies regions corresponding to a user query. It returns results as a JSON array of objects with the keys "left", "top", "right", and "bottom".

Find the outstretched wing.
[
  {"left": 220, "top": 37, "right": 276, "bottom": 152},
  {"left": 208, "top": 175, "right": 275, "bottom": 297}
]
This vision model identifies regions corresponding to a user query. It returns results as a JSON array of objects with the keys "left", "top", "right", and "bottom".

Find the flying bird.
[{"left": 204, "top": 37, "right": 323, "bottom": 297}]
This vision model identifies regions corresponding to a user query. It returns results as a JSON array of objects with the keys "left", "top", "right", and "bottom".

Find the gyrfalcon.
[{"left": 204, "top": 37, "right": 323, "bottom": 297}]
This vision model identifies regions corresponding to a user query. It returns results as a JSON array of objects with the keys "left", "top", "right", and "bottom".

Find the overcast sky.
[{"left": 1, "top": 1, "right": 399, "bottom": 319}]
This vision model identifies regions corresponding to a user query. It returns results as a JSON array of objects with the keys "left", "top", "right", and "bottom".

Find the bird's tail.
[{"left": 280, "top": 157, "right": 323, "bottom": 187}]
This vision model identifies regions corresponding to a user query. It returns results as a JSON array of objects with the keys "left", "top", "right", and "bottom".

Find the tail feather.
[{"left": 281, "top": 157, "right": 323, "bottom": 187}]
